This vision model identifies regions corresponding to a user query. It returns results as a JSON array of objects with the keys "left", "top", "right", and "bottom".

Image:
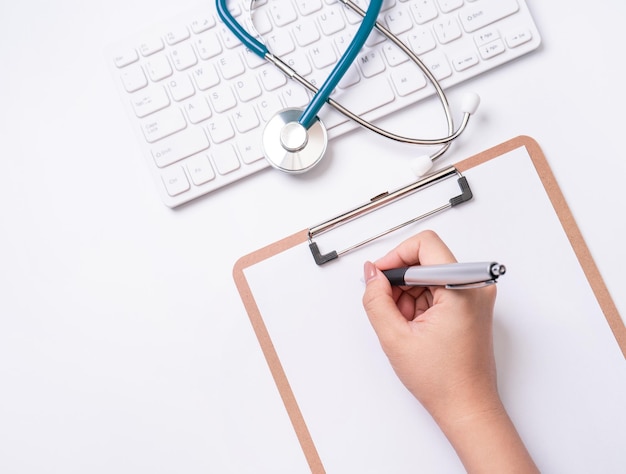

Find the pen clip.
[{"left": 445, "top": 280, "right": 497, "bottom": 290}]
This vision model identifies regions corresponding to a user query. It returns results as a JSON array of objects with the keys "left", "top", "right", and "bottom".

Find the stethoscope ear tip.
[
  {"left": 461, "top": 92, "right": 481, "bottom": 115},
  {"left": 410, "top": 155, "right": 434, "bottom": 177}
]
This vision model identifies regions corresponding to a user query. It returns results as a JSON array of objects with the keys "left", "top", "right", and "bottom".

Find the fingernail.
[{"left": 363, "top": 261, "right": 378, "bottom": 283}]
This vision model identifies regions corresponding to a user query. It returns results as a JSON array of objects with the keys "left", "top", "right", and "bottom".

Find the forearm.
[{"left": 437, "top": 400, "right": 539, "bottom": 473}]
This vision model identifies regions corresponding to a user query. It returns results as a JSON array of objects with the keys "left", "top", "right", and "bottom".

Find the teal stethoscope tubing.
[{"left": 216, "top": 0, "right": 384, "bottom": 130}]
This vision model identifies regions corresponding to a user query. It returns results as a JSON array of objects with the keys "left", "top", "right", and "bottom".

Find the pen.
[{"left": 382, "top": 262, "right": 506, "bottom": 289}]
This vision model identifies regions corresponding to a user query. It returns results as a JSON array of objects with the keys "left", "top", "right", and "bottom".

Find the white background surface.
[{"left": 1, "top": 1, "right": 625, "bottom": 473}]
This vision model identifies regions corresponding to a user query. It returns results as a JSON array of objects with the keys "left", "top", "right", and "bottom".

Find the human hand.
[
  {"left": 362, "top": 230, "right": 537, "bottom": 472},
  {"left": 362, "top": 230, "right": 498, "bottom": 423}
]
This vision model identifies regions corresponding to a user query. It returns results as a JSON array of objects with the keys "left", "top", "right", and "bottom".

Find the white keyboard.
[{"left": 108, "top": 0, "right": 541, "bottom": 207}]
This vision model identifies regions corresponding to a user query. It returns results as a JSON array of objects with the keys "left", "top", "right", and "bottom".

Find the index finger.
[{"left": 374, "top": 230, "right": 457, "bottom": 270}]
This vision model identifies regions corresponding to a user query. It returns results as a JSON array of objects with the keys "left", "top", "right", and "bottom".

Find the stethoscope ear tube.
[{"left": 216, "top": 0, "right": 268, "bottom": 58}]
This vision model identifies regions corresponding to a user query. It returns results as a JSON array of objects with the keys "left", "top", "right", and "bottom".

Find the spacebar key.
[
  {"left": 339, "top": 76, "right": 395, "bottom": 116},
  {"left": 459, "top": 0, "right": 519, "bottom": 33}
]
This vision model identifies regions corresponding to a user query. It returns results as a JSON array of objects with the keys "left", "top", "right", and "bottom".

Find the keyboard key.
[
  {"left": 190, "top": 16, "right": 216, "bottom": 34},
  {"left": 219, "top": 25, "right": 240, "bottom": 49},
  {"left": 130, "top": 85, "right": 170, "bottom": 118},
  {"left": 269, "top": 0, "right": 298, "bottom": 26},
  {"left": 161, "top": 165, "right": 190, "bottom": 196},
  {"left": 459, "top": 0, "right": 520, "bottom": 33},
  {"left": 192, "top": 64, "right": 220, "bottom": 91},
  {"left": 151, "top": 127, "right": 210, "bottom": 167},
  {"left": 183, "top": 95, "right": 212, "bottom": 124},
  {"left": 209, "top": 85, "right": 237, "bottom": 113},
  {"left": 242, "top": 48, "right": 266, "bottom": 69},
  {"left": 407, "top": 28, "right": 437, "bottom": 55},
  {"left": 337, "top": 66, "right": 360, "bottom": 89},
  {"left": 206, "top": 115, "right": 235, "bottom": 143},
  {"left": 258, "top": 93, "right": 284, "bottom": 121},
  {"left": 365, "top": 30, "right": 386, "bottom": 48},
  {"left": 474, "top": 27, "right": 500, "bottom": 47},
  {"left": 334, "top": 31, "right": 355, "bottom": 56},
  {"left": 410, "top": 0, "right": 438, "bottom": 25},
  {"left": 283, "top": 53, "right": 312, "bottom": 76},
  {"left": 451, "top": 50, "right": 479, "bottom": 71},
  {"left": 381, "top": 0, "right": 397, "bottom": 12},
  {"left": 306, "top": 66, "right": 330, "bottom": 89},
  {"left": 344, "top": 3, "right": 363, "bottom": 25},
  {"left": 168, "top": 75, "right": 195, "bottom": 101},
  {"left": 267, "top": 29, "right": 296, "bottom": 56},
  {"left": 170, "top": 43, "right": 198, "bottom": 71},
  {"left": 186, "top": 154, "right": 216, "bottom": 185},
  {"left": 194, "top": 32, "right": 223, "bottom": 60},
  {"left": 232, "top": 104, "right": 260, "bottom": 133},
  {"left": 319, "top": 107, "right": 349, "bottom": 130},
  {"left": 120, "top": 64, "right": 148, "bottom": 92},
  {"left": 212, "top": 145, "right": 241, "bottom": 174},
  {"left": 384, "top": 8, "right": 413, "bottom": 35},
  {"left": 357, "top": 50, "right": 386, "bottom": 78},
  {"left": 422, "top": 51, "right": 453, "bottom": 80},
  {"left": 165, "top": 26, "right": 190, "bottom": 45},
  {"left": 391, "top": 63, "right": 427, "bottom": 96},
  {"left": 436, "top": 0, "right": 463, "bottom": 13},
  {"left": 259, "top": 66, "right": 288, "bottom": 91},
  {"left": 249, "top": 10, "right": 272, "bottom": 35},
  {"left": 139, "top": 37, "right": 164, "bottom": 57},
  {"left": 141, "top": 108, "right": 187, "bottom": 143},
  {"left": 433, "top": 18, "right": 462, "bottom": 44},
  {"left": 113, "top": 49, "right": 139, "bottom": 68},
  {"left": 234, "top": 76, "right": 263, "bottom": 102},
  {"left": 282, "top": 85, "right": 310, "bottom": 108},
  {"left": 478, "top": 39, "right": 506, "bottom": 60},
  {"left": 145, "top": 55, "right": 173, "bottom": 82},
  {"left": 217, "top": 54, "right": 245, "bottom": 80},
  {"left": 296, "top": 0, "right": 323, "bottom": 16},
  {"left": 340, "top": 74, "right": 395, "bottom": 115},
  {"left": 382, "top": 43, "right": 410, "bottom": 67},
  {"left": 310, "top": 42, "right": 336, "bottom": 69},
  {"left": 293, "top": 21, "right": 320, "bottom": 47},
  {"left": 225, "top": 2, "right": 241, "bottom": 17},
  {"left": 237, "top": 133, "right": 265, "bottom": 164},
  {"left": 318, "top": 8, "right": 345, "bottom": 36},
  {"left": 506, "top": 29, "right": 533, "bottom": 48}
]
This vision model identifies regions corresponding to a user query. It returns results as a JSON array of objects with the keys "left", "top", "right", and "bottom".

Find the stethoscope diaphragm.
[{"left": 262, "top": 108, "right": 327, "bottom": 174}]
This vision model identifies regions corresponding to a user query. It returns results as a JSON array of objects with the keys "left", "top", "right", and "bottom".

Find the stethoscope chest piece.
[{"left": 262, "top": 108, "right": 327, "bottom": 174}]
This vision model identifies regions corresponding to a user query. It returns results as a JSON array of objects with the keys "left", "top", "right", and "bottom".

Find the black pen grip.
[{"left": 382, "top": 268, "right": 408, "bottom": 286}]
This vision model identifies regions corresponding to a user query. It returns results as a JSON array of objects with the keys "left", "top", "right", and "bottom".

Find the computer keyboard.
[{"left": 108, "top": 0, "right": 541, "bottom": 207}]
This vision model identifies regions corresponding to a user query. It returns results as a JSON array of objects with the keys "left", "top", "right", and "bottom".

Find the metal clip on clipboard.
[{"left": 308, "top": 166, "right": 473, "bottom": 265}]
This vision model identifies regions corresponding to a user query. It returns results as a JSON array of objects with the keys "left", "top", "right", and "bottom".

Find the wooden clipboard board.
[{"left": 233, "top": 136, "right": 626, "bottom": 473}]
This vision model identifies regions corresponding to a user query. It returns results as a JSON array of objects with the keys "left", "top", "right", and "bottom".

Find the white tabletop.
[{"left": 1, "top": 1, "right": 625, "bottom": 472}]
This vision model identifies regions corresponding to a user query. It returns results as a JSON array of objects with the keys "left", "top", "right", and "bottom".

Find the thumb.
[{"left": 362, "top": 261, "right": 409, "bottom": 343}]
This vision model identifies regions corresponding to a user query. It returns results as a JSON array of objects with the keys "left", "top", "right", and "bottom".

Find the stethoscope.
[{"left": 216, "top": 0, "right": 480, "bottom": 176}]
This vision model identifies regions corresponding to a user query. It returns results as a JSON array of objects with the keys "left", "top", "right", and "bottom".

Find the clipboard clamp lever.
[{"left": 308, "top": 166, "right": 473, "bottom": 265}]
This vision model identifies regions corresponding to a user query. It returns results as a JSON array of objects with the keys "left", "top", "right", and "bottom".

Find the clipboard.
[{"left": 233, "top": 136, "right": 626, "bottom": 473}]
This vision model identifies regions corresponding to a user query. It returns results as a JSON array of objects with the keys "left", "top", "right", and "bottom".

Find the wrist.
[
  {"left": 434, "top": 396, "right": 539, "bottom": 473},
  {"left": 419, "top": 374, "right": 502, "bottom": 431}
]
